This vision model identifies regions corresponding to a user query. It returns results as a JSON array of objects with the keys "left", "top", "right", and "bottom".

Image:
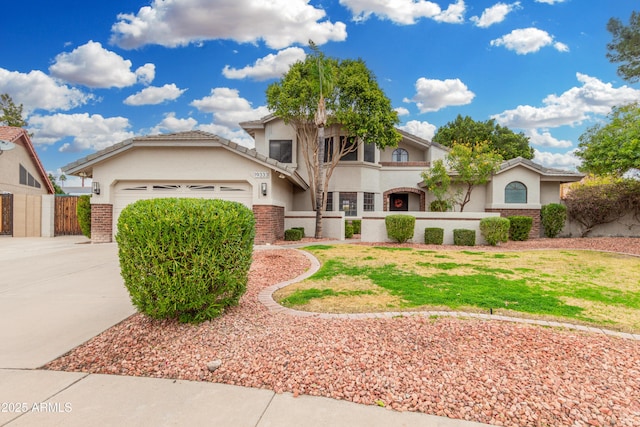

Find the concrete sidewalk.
[{"left": 0, "top": 237, "right": 492, "bottom": 427}]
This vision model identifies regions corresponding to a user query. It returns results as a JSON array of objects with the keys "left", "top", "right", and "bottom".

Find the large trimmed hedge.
[{"left": 116, "top": 198, "right": 255, "bottom": 323}]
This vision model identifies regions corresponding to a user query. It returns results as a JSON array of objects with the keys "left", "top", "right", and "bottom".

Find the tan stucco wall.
[
  {"left": 379, "top": 141, "right": 427, "bottom": 162},
  {"left": 488, "top": 166, "right": 541, "bottom": 209},
  {"left": 0, "top": 143, "right": 48, "bottom": 196},
  {"left": 90, "top": 145, "right": 282, "bottom": 207},
  {"left": 540, "top": 181, "right": 562, "bottom": 205}
]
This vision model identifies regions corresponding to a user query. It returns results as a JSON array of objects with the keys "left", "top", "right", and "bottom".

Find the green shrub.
[
  {"left": 345, "top": 223, "right": 354, "bottom": 238},
  {"left": 350, "top": 219, "right": 361, "bottom": 234},
  {"left": 430, "top": 200, "right": 451, "bottom": 212},
  {"left": 385, "top": 214, "right": 416, "bottom": 243},
  {"left": 292, "top": 227, "right": 305, "bottom": 237},
  {"left": 453, "top": 229, "right": 476, "bottom": 246},
  {"left": 479, "top": 217, "right": 509, "bottom": 246},
  {"left": 424, "top": 227, "right": 444, "bottom": 245},
  {"left": 508, "top": 216, "right": 533, "bottom": 241},
  {"left": 541, "top": 203, "right": 567, "bottom": 238},
  {"left": 116, "top": 198, "right": 255, "bottom": 323},
  {"left": 76, "top": 195, "right": 91, "bottom": 238},
  {"left": 285, "top": 228, "right": 304, "bottom": 241}
]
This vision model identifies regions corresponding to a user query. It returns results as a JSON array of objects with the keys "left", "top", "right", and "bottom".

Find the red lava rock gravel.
[{"left": 45, "top": 238, "right": 640, "bottom": 427}]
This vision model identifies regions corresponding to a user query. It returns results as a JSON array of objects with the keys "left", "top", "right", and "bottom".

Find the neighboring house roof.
[
  {"left": 62, "top": 130, "right": 309, "bottom": 189},
  {"left": 496, "top": 157, "right": 585, "bottom": 182},
  {"left": 0, "top": 126, "right": 55, "bottom": 194}
]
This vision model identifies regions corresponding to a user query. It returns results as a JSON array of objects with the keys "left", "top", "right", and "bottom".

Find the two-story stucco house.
[{"left": 62, "top": 114, "right": 583, "bottom": 244}]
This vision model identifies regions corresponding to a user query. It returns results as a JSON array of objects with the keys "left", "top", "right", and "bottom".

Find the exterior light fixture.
[
  {"left": 92, "top": 182, "right": 100, "bottom": 195},
  {"left": 261, "top": 182, "right": 267, "bottom": 196}
]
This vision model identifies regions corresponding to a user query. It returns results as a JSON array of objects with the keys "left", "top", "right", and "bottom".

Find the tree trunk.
[{"left": 315, "top": 125, "right": 325, "bottom": 238}]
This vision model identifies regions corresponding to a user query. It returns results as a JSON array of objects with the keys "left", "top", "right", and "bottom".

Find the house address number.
[{"left": 253, "top": 171, "right": 269, "bottom": 178}]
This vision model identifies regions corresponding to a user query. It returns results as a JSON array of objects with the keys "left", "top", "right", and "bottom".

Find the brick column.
[
  {"left": 91, "top": 204, "right": 113, "bottom": 243},
  {"left": 485, "top": 208, "right": 541, "bottom": 239},
  {"left": 252, "top": 205, "right": 284, "bottom": 244}
]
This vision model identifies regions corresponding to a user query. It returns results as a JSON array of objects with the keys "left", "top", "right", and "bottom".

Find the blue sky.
[{"left": 1, "top": 0, "right": 638, "bottom": 186}]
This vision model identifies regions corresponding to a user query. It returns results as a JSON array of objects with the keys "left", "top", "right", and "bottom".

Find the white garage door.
[{"left": 113, "top": 181, "right": 252, "bottom": 233}]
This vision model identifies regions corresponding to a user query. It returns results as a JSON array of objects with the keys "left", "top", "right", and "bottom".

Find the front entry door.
[{"left": 390, "top": 193, "right": 408, "bottom": 211}]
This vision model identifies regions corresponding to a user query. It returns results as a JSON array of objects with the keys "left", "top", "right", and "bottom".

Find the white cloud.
[
  {"left": 124, "top": 84, "right": 187, "bottom": 106},
  {"left": 395, "top": 107, "right": 410, "bottom": 116},
  {"left": 399, "top": 120, "right": 437, "bottom": 140},
  {"left": 28, "top": 113, "right": 134, "bottom": 152},
  {"left": 490, "top": 27, "right": 567, "bottom": 54},
  {"left": 150, "top": 112, "right": 198, "bottom": 134},
  {"left": 49, "top": 41, "right": 155, "bottom": 88},
  {"left": 191, "top": 87, "right": 270, "bottom": 127},
  {"left": 533, "top": 149, "right": 581, "bottom": 170},
  {"left": 470, "top": 2, "right": 520, "bottom": 28},
  {"left": 222, "top": 47, "right": 306, "bottom": 81},
  {"left": 197, "top": 123, "right": 256, "bottom": 148},
  {"left": 492, "top": 73, "right": 640, "bottom": 129},
  {"left": 0, "top": 68, "right": 91, "bottom": 113},
  {"left": 339, "top": 0, "right": 465, "bottom": 25},
  {"left": 403, "top": 77, "right": 475, "bottom": 113},
  {"left": 110, "top": 0, "right": 347, "bottom": 50},
  {"left": 525, "top": 129, "right": 572, "bottom": 148}
]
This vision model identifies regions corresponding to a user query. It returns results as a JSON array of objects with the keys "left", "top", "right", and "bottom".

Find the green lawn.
[{"left": 273, "top": 245, "right": 640, "bottom": 332}]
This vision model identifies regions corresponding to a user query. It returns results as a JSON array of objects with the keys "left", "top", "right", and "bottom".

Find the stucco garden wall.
[{"left": 360, "top": 211, "right": 500, "bottom": 245}]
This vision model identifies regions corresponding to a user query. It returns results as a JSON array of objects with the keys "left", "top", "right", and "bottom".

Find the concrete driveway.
[{"left": 0, "top": 236, "right": 135, "bottom": 369}]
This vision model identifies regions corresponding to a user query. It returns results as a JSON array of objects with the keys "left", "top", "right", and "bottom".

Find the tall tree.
[
  {"left": 607, "top": 11, "right": 640, "bottom": 83},
  {"left": 432, "top": 114, "right": 533, "bottom": 160},
  {"left": 0, "top": 94, "right": 28, "bottom": 128},
  {"left": 575, "top": 102, "right": 640, "bottom": 176},
  {"left": 267, "top": 46, "right": 401, "bottom": 237},
  {"left": 447, "top": 143, "right": 503, "bottom": 212},
  {"left": 47, "top": 174, "right": 65, "bottom": 195}
]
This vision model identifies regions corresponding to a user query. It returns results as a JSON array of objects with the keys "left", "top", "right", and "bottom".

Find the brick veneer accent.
[
  {"left": 485, "top": 208, "right": 541, "bottom": 239},
  {"left": 383, "top": 187, "right": 426, "bottom": 211},
  {"left": 253, "top": 205, "right": 284, "bottom": 244},
  {"left": 91, "top": 204, "right": 113, "bottom": 243}
]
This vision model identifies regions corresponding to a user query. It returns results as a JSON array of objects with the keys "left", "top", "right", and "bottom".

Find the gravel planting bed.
[{"left": 45, "top": 238, "right": 640, "bottom": 427}]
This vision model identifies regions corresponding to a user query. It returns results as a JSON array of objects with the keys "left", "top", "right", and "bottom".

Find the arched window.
[
  {"left": 392, "top": 148, "right": 408, "bottom": 162},
  {"left": 505, "top": 181, "right": 527, "bottom": 203}
]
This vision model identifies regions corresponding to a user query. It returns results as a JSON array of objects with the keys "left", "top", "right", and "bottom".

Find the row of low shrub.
[
  {"left": 386, "top": 214, "right": 538, "bottom": 246},
  {"left": 479, "top": 216, "right": 534, "bottom": 246}
]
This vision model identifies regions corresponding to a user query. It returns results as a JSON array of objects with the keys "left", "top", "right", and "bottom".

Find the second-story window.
[
  {"left": 392, "top": 148, "right": 408, "bottom": 162},
  {"left": 340, "top": 136, "right": 358, "bottom": 161},
  {"left": 364, "top": 143, "right": 375, "bottom": 163},
  {"left": 269, "top": 140, "right": 292, "bottom": 163}
]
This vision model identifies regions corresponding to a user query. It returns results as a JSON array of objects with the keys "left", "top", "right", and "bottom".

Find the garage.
[
  {"left": 62, "top": 130, "right": 307, "bottom": 244},
  {"left": 112, "top": 181, "right": 252, "bottom": 231}
]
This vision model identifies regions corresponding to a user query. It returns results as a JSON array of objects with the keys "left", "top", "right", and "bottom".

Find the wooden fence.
[{"left": 54, "top": 196, "right": 82, "bottom": 236}]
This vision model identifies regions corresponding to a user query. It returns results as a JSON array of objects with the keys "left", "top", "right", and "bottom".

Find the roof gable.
[
  {"left": 62, "top": 130, "right": 308, "bottom": 189},
  {"left": 0, "top": 126, "right": 54, "bottom": 194}
]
